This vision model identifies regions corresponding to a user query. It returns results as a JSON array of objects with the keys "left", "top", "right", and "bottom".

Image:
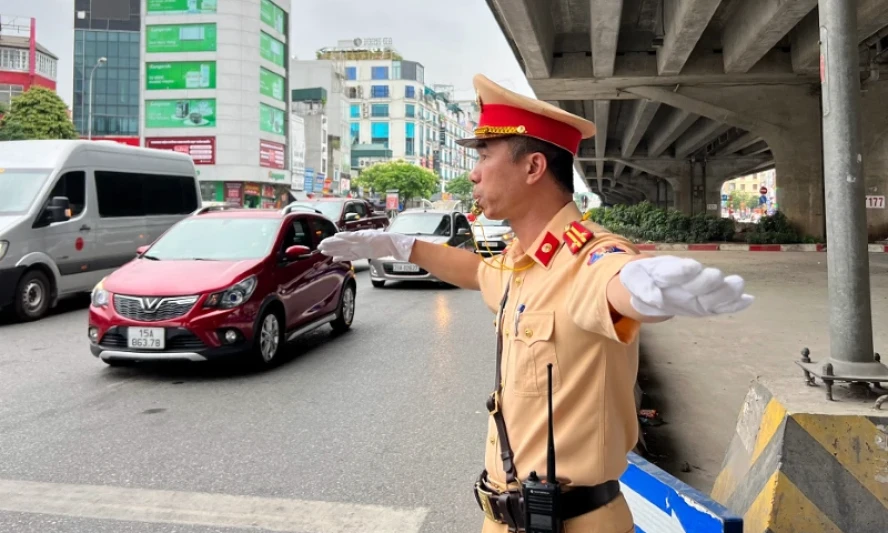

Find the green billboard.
[
  {"left": 260, "top": 0, "right": 287, "bottom": 34},
  {"left": 260, "top": 103, "right": 285, "bottom": 135},
  {"left": 145, "top": 99, "right": 216, "bottom": 128},
  {"left": 147, "top": 0, "right": 217, "bottom": 14},
  {"left": 260, "top": 68, "right": 285, "bottom": 101},
  {"left": 146, "top": 24, "right": 217, "bottom": 53},
  {"left": 146, "top": 61, "right": 216, "bottom": 90},
  {"left": 260, "top": 32, "right": 285, "bottom": 68}
]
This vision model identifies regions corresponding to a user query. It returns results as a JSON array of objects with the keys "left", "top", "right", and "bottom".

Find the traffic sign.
[
  {"left": 721, "top": 194, "right": 729, "bottom": 201},
  {"left": 759, "top": 195, "right": 768, "bottom": 205},
  {"left": 760, "top": 186, "right": 768, "bottom": 195}
]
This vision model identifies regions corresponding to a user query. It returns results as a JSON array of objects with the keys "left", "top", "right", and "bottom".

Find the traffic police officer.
[{"left": 318, "top": 74, "right": 753, "bottom": 532}]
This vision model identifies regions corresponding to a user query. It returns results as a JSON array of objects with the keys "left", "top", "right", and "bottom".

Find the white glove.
[
  {"left": 619, "top": 256, "right": 753, "bottom": 317},
  {"left": 317, "top": 229, "right": 416, "bottom": 262}
]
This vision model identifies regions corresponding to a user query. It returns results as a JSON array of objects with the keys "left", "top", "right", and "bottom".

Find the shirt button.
[
  {"left": 525, "top": 328, "right": 533, "bottom": 337},
  {"left": 515, "top": 278, "right": 522, "bottom": 285}
]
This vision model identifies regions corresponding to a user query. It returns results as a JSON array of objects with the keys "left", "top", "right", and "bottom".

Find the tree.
[
  {"left": 0, "top": 86, "right": 78, "bottom": 141},
  {"left": 729, "top": 191, "right": 758, "bottom": 212},
  {"left": 354, "top": 160, "right": 439, "bottom": 201},
  {"left": 445, "top": 173, "right": 473, "bottom": 199}
]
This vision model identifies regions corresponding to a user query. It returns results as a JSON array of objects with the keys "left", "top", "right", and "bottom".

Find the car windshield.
[
  {"left": 290, "top": 201, "right": 343, "bottom": 220},
  {"left": 0, "top": 169, "right": 50, "bottom": 214},
  {"left": 477, "top": 214, "right": 509, "bottom": 227},
  {"left": 145, "top": 218, "right": 281, "bottom": 261},
  {"left": 388, "top": 213, "right": 452, "bottom": 236}
]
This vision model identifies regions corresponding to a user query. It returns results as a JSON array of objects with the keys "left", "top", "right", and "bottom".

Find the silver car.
[
  {"left": 368, "top": 208, "right": 473, "bottom": 287},
  {"left": 471, "top": 214, "right": 515, "bottom": 256}
]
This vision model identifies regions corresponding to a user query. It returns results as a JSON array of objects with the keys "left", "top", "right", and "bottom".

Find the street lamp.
[{"left": 86, "top": 57, "right": 107, "bottom": 140}]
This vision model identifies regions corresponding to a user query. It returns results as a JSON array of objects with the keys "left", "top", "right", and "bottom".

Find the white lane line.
[{"left": 0, "top": 478, "right": 429, "bottom": 533}]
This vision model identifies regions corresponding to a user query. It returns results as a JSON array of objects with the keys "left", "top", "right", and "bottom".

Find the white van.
[{"left": 0, "top": 140, "right": 201, "bottom": 321}]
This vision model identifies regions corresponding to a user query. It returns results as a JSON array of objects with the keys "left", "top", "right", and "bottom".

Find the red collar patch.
[{"left": 533, "top": 232, "right": 561, "bottom": 268}]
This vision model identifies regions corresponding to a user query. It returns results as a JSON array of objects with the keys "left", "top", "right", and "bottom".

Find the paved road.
[{"left": 0, "top": 262, "right": 498, "bottom": 533}]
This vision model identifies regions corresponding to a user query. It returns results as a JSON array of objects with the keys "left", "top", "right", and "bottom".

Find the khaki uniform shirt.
[{"left": 477, "top": 202, "right": 640, "bottom": 533}]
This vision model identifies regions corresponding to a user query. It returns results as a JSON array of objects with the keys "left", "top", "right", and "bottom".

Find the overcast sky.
[{"left": 1, "top": 0, "right": 587, "bottom": 191}]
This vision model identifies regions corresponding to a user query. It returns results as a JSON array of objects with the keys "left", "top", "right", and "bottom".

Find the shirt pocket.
[{"left": 510, "top": 311, "right": 562, "bottom": 397}]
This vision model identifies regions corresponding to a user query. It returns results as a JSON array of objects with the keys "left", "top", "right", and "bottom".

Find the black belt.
[{"left": 474, "top": 472, "right": 621, "bottom": 529}]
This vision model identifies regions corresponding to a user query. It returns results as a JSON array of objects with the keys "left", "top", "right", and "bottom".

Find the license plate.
[
  {"left": 393, "top": 263, "right": 420, "bottom": 273},
  {"left": 127, "top": 327, "right": 165, "bottom": 350}
]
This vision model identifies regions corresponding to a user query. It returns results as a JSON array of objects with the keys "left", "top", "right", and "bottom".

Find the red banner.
[
  {"left": 145, "top": 137, "right": 216, "bottom": 165},
  {"left": 224, "top": 183, "right": 243, "bottom": 205},
  {"left": 84, "top": 136, "right": 140, "bottom": 146},
  {"left": 259, "top": 140, "right": 286, "bottom": 169}
]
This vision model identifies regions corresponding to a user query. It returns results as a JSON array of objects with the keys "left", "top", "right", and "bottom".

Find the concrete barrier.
[
  {"left": 621, "top": 453, "right": 742, "bottom": 533},
  {"left": 711, "top": 378, "right": 888, "bottom": 532}
]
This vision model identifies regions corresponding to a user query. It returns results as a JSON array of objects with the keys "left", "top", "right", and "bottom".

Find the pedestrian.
[{"left": 317, "top": 74, "right": 753, "bottom": 533}]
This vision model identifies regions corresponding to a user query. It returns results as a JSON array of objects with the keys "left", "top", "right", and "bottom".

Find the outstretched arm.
[
  {"left": 408, "top": 240, "right": 482, "bottom": 290},
  {"left": 317, "top": 229, "right": 482, "bottom": 290}
]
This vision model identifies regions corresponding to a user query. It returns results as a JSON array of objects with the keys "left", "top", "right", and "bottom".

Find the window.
[
  {"left": 346, "top": 67, "right": 357, "bottom": 80},
  {"left": 371, "top": 122, "right": 389, "bottom": 148},
  {"left": 41, "top": 171, "right": 87, "bottom": 224},
  {"left": 344, "top": 201, "right": 367, "bottom": 217},
  {"left": 350, "top": 122, "right": 360, "bottom": 144},
  {"left": 405, "top": 104, "right": 415, "bottom": 118},
  {"left": 371, "top": 66, "right": 389, "bottom": 80},
  {"left": 350, "top": 104, "right": 360, "bottom": 118},
  {"left": 146, "top": 218, "right": 280, "bottom": 261},
  {"left": 370, "top": 85, "right": 389, "bottom": 98},
  {"left": 405, "top": 86, "right": 415, "bottom": 99},
  {"left": 281, "top": 219, "right": 313, "bottom": 250},
  {"left": 0, "top": 83, "right": 24, "bottom": 105},
  {"left": 95, "top": 171, "right": 198, "bottom": 217},
  {"left": 405, "top": 122, "right": 415, "bottom": 156},
  {"left": 371, "top": 104, "right": 389, "bottom": 117},
  {"left": 388, "top": 213, "right": 452, "bottom": 236},
  {"left": 392, "top": 61, "right": 402, "bottom": 80},
  {"left": 308, "top": 216, "right": 338, "bottom": 245}
]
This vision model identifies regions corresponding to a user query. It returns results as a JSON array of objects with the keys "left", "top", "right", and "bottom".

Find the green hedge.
[{"left": 584, "top": 202, "right": 810, "bottom": 244}]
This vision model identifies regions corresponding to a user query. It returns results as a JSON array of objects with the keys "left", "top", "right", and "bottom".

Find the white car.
[{"left": 471, "top": 214, "right": 515, "bottom": 256}]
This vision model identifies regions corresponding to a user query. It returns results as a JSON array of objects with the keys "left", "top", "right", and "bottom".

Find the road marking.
[{"left": 0, "top": 478, "right": 429, "bottom": 533}]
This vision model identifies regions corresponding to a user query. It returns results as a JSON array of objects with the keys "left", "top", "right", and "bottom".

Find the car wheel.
[
  {"left": 252, "top": 310, "right": 283, "bottom": 366},
  {"left": 371, "top": 280, "right": 385, "bottom": 288},
  {"left": 14, "top": 270, "right": 51, "bottom": 322},
  {"left": 331, "top": 282, "right": 356, "bottom": 333}
]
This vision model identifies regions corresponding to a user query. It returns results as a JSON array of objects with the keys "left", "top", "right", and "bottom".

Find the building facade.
[
  {"left": 316, "top": 40, "right": 478, "bottom": 189},
  {"left": 73, "top": 0, "right": 141, "bottom": 143},
  {"left": 290, "top": 60, "right": 352, "bottom": 195},
  {"left": 139, "top": 0, "right": 291, "bottom": 209},
  {"left": 0, "top": 16, "right": 58, "bottom": 105}
]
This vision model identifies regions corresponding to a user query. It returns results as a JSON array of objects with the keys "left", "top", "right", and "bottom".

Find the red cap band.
[{"left": 476, "top": 104, "right": 583, "bottom": 155}]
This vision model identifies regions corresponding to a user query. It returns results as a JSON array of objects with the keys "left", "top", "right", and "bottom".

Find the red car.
[{"left": 87, "top": 205, "right": 356, "bottom": 367}]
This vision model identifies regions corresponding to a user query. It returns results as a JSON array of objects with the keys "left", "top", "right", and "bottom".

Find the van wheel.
[
  {"left": 14, "top": 270, "right": 51, "bottom": 321},
  {"left": 331, "top": 282, "right": 356, "bottom": 333}
]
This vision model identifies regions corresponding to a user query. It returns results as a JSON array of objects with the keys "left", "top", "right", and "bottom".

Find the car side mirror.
[
  {"left": 344, "top": 212, "right": 361, "bottom": 222},
  {"left": 457, "top": 228, "right": 471, "bottom": 236},
  {"left": 136, "top": 245, "right": 150, "bottom": 256},
  {"left": 46, "top": 196, "right": 71, "bottom": 223},
  {"left": 285, "top": 245, "right": 311, "bottom": 260}
]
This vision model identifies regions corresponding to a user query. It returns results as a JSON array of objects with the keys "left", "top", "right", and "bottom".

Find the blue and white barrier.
[{"left": 620, "top": 453, "right": 742, "bottom": 533}]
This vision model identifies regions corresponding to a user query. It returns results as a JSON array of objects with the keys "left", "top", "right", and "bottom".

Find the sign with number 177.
[{"left": 866, "top": 195, "right": 885, "bottom": 209}]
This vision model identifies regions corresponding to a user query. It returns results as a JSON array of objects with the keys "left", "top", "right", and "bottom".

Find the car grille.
[
  {"left": 113, "top": 294, "right": 198, "bottom": 322},
  {"left": 99, "top": 327, "right": 206, "bottom": 351},
  {"left": 382, "top": 264, "right": 429, "bottom": 276}
]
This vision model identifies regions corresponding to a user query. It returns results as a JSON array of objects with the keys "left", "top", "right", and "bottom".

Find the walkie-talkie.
[{"left": 522, "top": 363, "right": 562, "bottom": 532}]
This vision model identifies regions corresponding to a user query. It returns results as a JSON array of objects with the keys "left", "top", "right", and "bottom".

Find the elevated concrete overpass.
[{"left": 485, "top": 0, "right": 888, "bottom": 240}]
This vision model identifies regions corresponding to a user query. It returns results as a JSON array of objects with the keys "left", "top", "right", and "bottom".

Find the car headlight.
[
  {"left": 91, "top": 278, "right": 109, "bottom": 307},
  {"left": 0, "top": 241, "right": 8, "bottom": 262},
  {"left": 501, "top": 232, "right": 516, "bottom": 242},
  {"left": 204, "top": 276, "right": 258, "bottom": 309}
]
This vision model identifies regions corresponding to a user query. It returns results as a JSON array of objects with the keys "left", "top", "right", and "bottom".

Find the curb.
[{"left": 635, "top": 243, "right": 829, "bottom": 252}]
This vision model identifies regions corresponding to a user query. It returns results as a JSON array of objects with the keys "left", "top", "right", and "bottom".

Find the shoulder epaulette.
[{"left": 562, "top": 221, "right": 594, "bottom": 255}]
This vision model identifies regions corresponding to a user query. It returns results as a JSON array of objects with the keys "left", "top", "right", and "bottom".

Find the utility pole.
[
  {"left": 798, "top": 0, "right": 888, "bottom": 400},
  {"left": 86, "top": 57, "right": 106, "bottom": 140}
]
